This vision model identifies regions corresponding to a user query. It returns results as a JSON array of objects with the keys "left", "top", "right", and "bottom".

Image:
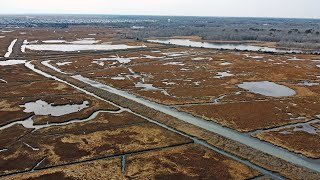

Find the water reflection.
[{"left": 148, "top": 39, "right": 319, "bottom": 54}]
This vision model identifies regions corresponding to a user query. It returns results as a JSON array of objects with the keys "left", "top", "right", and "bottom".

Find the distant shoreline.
[{"left": 0, "top": 14, "right": 319, "bottom": 20}]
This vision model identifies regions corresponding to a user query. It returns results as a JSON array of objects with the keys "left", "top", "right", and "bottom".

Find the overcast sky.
[{"left": 1, "top": 0, "right": 319, "bottom": 19}]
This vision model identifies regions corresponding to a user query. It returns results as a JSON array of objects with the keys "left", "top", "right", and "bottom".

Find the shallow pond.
[
  {"left": 94, "top": 56, "right": 138, "bottom": 64},
  {"left": 148, "top": 39, "right": 318, "bottom": 53},
  {"left": 214, "top": 71, "right": 234, "bottom": 78},
  {"left": 135, "top": 82, "right": 159, "bottom": 90},
  {"left": 25, "top": 44, "right": 146, "bottom": 52},
  {"left": 20, "top": 100, "right": 89, "bottom": 116},
  {"left": 42, "top": 40, "right": 67, "bottom": 43},
  {"left": 238, "top": 81, "right": 296, "bottom": 97}
]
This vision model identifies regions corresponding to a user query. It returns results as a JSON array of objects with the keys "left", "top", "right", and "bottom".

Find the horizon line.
[{"left": 0, "top": 13, "right": 319, "bottom": 20}]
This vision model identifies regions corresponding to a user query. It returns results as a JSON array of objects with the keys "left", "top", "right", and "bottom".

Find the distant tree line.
[
  {"left": 1, "top": 15, "right": 320, "bottom": 49},
  {"left": 129, "top": 17, "right": 320, "bottom": 49}
]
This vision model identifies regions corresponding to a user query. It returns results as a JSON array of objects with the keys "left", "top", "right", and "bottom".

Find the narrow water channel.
[{"left": 4, "top": 39, "right": 18, "bottom": 58}]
